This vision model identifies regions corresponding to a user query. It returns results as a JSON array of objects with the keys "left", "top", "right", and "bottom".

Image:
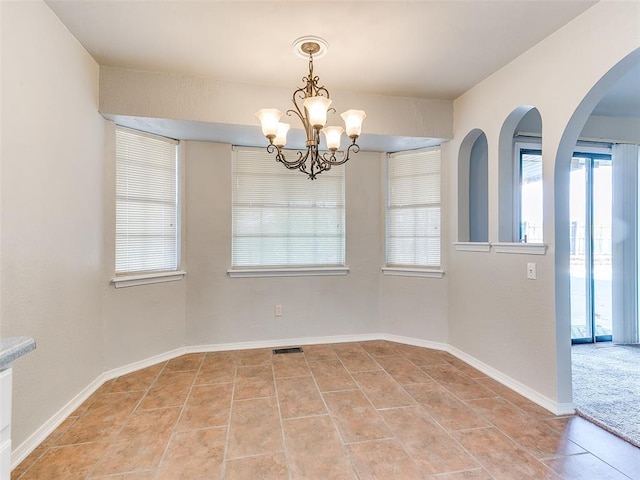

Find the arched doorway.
[{"left": 555, "top": 48, "right": 640, "bottom": 445}]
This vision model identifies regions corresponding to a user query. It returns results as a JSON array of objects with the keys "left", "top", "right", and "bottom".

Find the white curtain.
[{"left": 612, "top": 143, "right": 640, "bottom": 344}]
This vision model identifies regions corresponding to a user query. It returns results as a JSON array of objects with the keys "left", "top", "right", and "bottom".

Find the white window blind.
[
  {"left": 116, "top": 127, "right": 179, "bottom": 275},
  {"left": 386, "top": 148, "right": 441, "bottom": 268},
  {"left": 232, "top": 147, "right": 345, "bottom": 268}
]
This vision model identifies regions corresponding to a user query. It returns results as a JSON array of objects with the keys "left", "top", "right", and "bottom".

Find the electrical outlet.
[
  {"left": 527, "top": 262, "right": 537, "bottom": 280},
  {"left": 274, "top": 304, "right": 283, "bottom": 317}
]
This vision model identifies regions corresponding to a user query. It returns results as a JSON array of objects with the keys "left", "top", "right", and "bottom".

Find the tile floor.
[{"left": 11, "top": 341, "right": 640, "bottom": 479}]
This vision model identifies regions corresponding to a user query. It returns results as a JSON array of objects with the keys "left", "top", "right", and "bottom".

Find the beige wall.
[
  {"left": 99, "top": 67, "right": 454, "bottom": 141},
  {"left": 1, "top": 1, "right": 106, "bottom": 446},
  {"left": 184, "top": 143, "right": 384, "bottom": 345},
  {"left": 101, "top": 122, "right": 186, "bottom": 370},
  {"left": 182, "top": 142, "right": 449, "bottom": 347}
]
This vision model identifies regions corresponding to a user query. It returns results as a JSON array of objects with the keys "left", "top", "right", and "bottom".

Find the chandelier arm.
[
  {"left": 275, "top": 147, "right": 309, "bottom": 169},
  {"left": 285, "top": 108, "right": 305, "bottom": 127},
  {"left": 291, "top": 85, "right": 308, "bottom": 107},
  {"left": 289, "top": 85, "right": 313, "bottom": 137},
  {"left": 279, "top": 161, "right": 302, "bottom": 171},
  {"left": 315, "top": 158, "right": 331, "bottom": 173},
  {"left": 321, "top": 151, "right": 343, "bottom": 165},
  {"left": 322, "top": 142, "right": 360, "bottom": 166}
]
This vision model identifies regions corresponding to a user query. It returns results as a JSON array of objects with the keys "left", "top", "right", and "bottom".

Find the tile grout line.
[
  {"left": 412, "top": 357, "right": 572, "bottom": 474},
  {"left": 402, "top": 363, "right": 528, "bottom": 479},
  {"left": 302, "top": 347, "right": 364, "bottom": 478},
  {"left": 388, "top": 344, "right": 534, "bottom": 479},
  {"left": 367, "top": 344, "right": 470, "bottom": 478},
  {"left": 219, "top": 352, "right": 239, "bottom": 479},
  {"left": 270, "top": 353, "right": 293, "bottom": 480},
  {"left": 12, "top": 416, "right": 80, "bottom": 480},
  {"left": 332, "top": 343, "right": 414, "bottom": 477},
  {"left": 152, "top": 355, "right": 205, "bottom": 480},
  {"left": 438, "top": 381, "right": 568, "bottom": 479},
  {"left": 458, "top": 386, "right": 585, "bottom": 472},
  {"left": 86, "top": 362, "right": 169, "bottom": 480}
]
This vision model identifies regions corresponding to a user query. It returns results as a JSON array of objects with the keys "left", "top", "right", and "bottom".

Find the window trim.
[
  {"left": 114, "top": 126, "right": 182, "bottom": 284},
  {"left": 381, "top": 267, "right": 444, "bottom": 278},
  {"left": 227, "top": 266, "right": 349, "bottom": 278},
  {"left": 493, "top": 242, "right": 547, "bottom": 255},
  {"left": 453, "top": 242, "right": 491, "bottom": 252},
  {"left": 111, "top": 270, "right": 186, "bottom": 288}
]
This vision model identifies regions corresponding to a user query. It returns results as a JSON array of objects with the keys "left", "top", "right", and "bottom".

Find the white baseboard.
[
  {"left": 185, "top": 333, "right": 381, "bottom": 354},
  {"left": 102, "top": 347, "right": 189, "bottom": 382},
  {"left": 446, "top": 345, "right": 575, "bottom": 416},
  {"left": 381, "top": 333, "right": 448, "bottom": 352},
  {"left": 12, "top": 332, "right": 573, "bottom": 469},
  {"left": 555, "top": 402, "right": 576, "bottom": 416},
  {"left": 11, "top": 374, "right": 104, "bottom": 468},
  {"left": 11, "top": 346, "right": 190, "bottom": 469}
]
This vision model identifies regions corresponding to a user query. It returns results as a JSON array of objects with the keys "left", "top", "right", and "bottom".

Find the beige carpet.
[{"left": 572, "top": 343, "right": 640, "bottom": 448}]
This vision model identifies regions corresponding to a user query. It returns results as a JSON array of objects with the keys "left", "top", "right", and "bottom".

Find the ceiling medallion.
[{"left": 255, "top": 36, "right": 366, "bottom": 180}]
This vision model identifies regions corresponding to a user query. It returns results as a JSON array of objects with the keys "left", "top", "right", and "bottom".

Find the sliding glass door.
[{"left": 570, "top": 152, "right": 613, "bottom": 343}]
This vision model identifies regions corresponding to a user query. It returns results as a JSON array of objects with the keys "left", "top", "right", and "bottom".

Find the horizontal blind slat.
[
  {"left": 232, "top": 147, "right": 345, "bottom": 267},
  {"left": 387, "top": 148, "right": 441, "bottom": 268},
  {"left": 115, "top": 127, "right": 179, "bottom": 274}
]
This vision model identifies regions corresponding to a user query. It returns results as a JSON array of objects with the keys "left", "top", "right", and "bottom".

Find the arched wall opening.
[
  {"left": 498, "top": 106, "right": 542, "bottom": 242},
  {"left": 458, "top": 129, "right": 488, "bottom": 242},
  {"left": 555, "top": 47, "right": 640, "bottom": 406}
]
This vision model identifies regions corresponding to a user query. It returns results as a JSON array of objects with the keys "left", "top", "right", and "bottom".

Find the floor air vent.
[{"left": 272, "top": 347, "right": 303, "bottom": 355}]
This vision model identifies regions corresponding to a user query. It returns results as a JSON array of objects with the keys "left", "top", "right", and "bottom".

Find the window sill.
[
  {"left": 453, "top": 242, "right": 491, "bottom": 252},
  {"left": 492, "top": 242, "right": 547, "bottom": 255},
  {"left": 227, "top": 267, "right": 349, "bottom": 278},
  {"left": 381, "top": 267, "right": 444, "bottom": 278},
  {"left": 111, "top": 271, "right": 186, "bottom": 288}
]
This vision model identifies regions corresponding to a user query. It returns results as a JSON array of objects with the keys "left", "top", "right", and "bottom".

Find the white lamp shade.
[
  {"left": 341, "top": 109, "right": 366, "bottom": 137},
  {"left": 273, "top": 122, "right": 290, "bottom": 148},
  {"left": 255, "top": 109, "right": 283, "bottom": 137},
  {"left": 303, "top": 96, "right": 332, "bottom": 128},
  {"left": 322, "top": 126, "right": 344, "bottom": 150}
]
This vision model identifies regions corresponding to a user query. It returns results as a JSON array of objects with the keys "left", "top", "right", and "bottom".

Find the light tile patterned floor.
[{"left": 12, "top": 341, "right": 640, "bottom": 479}]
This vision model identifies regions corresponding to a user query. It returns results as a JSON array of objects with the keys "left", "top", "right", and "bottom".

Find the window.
[
  {"left": 517, "top": 146, "right": 543, "bottom": 243},
  {"left": 386, "top": 148, "right": 441, "bottom": 270},
  {"left": 115, "top": 127, "right": 179, "bottom": 276},
  {"left": 498, "top": 106, "right": 543, "bottom": 247},
  {"left": 231, "top": 147, "right": 345, "bottom": 271}
]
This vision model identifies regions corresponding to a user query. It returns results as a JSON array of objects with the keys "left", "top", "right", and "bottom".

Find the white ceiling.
[
  {"left": 46, "top": 0, "right": 599, "bottom": 100},
  {"left": 44, "top": 0, "right": 639, "bottom": 146}
]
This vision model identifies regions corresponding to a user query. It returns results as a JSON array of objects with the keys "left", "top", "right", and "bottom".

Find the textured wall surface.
[{"left": 1, "top": 0, "right": 105, "bottom": 447}]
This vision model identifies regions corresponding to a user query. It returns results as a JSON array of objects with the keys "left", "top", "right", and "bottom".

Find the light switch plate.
[{"left": 527, "top": 262, "right": 537, "bottom": 280}]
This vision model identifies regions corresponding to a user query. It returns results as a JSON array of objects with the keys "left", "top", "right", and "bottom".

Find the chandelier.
[{"left": 255, "top": 37, "right": 366, "bottom": 180}]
